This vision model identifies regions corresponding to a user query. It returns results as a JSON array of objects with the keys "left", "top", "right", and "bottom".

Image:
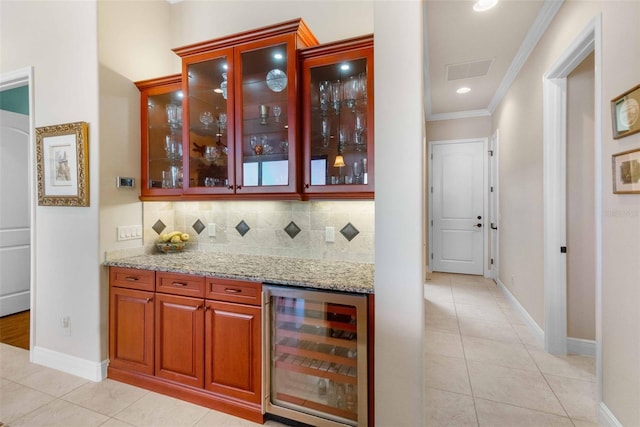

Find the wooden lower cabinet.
[
  {"left": 205, "top": 300, "right": 262, "bottom": 404},
  {"left": 109, "top": 286, "right": 154, "bottom": 375},
  {"left": 155, "top": 293, "right": 204, "bottom": 388},
  {"left": 108, "top": 267, "right": 264, "bottom": 423}
]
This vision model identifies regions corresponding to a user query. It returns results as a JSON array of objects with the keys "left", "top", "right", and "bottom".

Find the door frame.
[
  {"left": 489, "top": 130, "right": 500, "bottom": 282},
  {"left": 0, "top": 67, "right": 36, "bottom": 353},
  {"left": 542, "top": 15, "right": 602, "bottom": 395},
  {"left": 428, "top": 138, "right": 490, "bottom": 277}
]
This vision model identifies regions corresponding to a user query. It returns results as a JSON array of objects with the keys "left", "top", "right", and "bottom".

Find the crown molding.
[
  {"left": 487, "top": 0, "right": 564, "bottom": 113},
  {"left": 427, "top": 109, "right": 491, "bottom": 122}
]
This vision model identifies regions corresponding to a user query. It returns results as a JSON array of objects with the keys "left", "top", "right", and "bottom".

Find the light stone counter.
[{"left": 104, "top": 251, "right": 374, "bottom": 294}]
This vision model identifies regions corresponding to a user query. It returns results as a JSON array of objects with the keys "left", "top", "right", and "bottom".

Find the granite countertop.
[{"left": 104, "top": 251, "right": 374, "bottom": 294}]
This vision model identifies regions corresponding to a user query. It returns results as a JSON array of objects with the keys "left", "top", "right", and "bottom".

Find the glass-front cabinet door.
[
  {"left": 183, "top": 48, "right": 235, "bottom": 195},
  {"left": 234, "top": 36, "right": 298, "bottom": 195},
  {"left": 300, "top": 36, "right": 374, "bottom": 199},
  {"left": 136, "top": 75, "right": 183, "bottom": 200}
]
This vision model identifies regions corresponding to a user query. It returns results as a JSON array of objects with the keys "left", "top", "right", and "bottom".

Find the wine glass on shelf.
[
  {"left": 353, "top": 161, "right": 363, "bottom": 184},
  {"left": 354, "top": 110, "right": 366, "bottom": 150},
  {"left": 218, "top": 113, "right": 227, "bottom": 132},
  {"left": 344, "top": 76, "right": 358, "bottom": 111},
  {"left": 199, "top": 111, "right": 213, "bottom": 128},
  {"left": 273, "top": 105, "right": 282, "bottom": 123},
  {"left": 331, "top": 80, "right": 342, "bottom": 112},
  {"left": 319, "top": 80, "right": 331, "bottom": 111},
  {"left": 321, "top": 116, "right": 331, "bottom": 148}
]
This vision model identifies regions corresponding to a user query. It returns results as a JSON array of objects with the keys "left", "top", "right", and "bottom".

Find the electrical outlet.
[
  {"left": 60, "top": 316, "right": 71, "bottom": 336},
  {"left": 208, "top": 223, "right": 216, "bottom": 237},
  {"left": 325, "top": 226, "right": 335, "bottom": 243}
]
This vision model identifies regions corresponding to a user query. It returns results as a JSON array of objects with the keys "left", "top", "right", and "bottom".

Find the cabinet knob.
[
  {"left": 305, "top": 183, "right": 310, "bottom": 189},
  {"left": 236, "top": 185, "right": 242, "bottom": 190},
  {"left": 145, "top": 298, "right": 152, "bottom": 303},
  {"left": 227, "top": 185, "right": 234, "bottom": 190}
]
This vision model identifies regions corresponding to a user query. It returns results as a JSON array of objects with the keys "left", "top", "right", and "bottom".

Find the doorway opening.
[
  {"left": 542, "top": 15, "right": 601, "bottom": 384},
  {"left": 0, "top": 67, "right": 35, "bottom": 352}
]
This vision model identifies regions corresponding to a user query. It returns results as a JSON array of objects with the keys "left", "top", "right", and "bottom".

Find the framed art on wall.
[
  {"left": 36, "top": 121, "right": 89, "bottom": 206},
  {"left": 611, "top": 84, "right": 640, "bottom": 139},
  {"left": 612, "top": 147, "right": 640, "bottom": 194}
]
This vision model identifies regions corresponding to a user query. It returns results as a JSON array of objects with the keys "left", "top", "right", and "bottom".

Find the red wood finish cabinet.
[
  {"left": 204, "top": 279, "right": 262, "bottom": 404},
  {"left": 173, "top": 19, "right": 318, "bottom": 199},
  {"left": 300, "top": 35, "right": 374, "bottom": 199},
  {"left": 135, "top": 75, "right": 183, "bottom": 201},
  {"left": 108, "top": 267, "right": 263, "bottom": 423}
]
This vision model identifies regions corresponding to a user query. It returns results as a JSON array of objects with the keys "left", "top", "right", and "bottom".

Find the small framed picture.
[
  {"left": 611, "top": 84, "right": 640, "bottom": 139},
  {"left": 612, "top": 148, "right": 640, "bottom": 194},
  {"left": 35, "top": 121, "right": 89, "bottom": 206}
]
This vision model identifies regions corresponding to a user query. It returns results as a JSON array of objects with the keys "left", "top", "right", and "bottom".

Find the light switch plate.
[
  {"left": 117, "top": 225, "right": 142, "bottom": 241},
  {"left": 208, "top": 223, "right": 216, "bottom": 237},
  {"left": 325, "top": 226, "right": 335, "bottom": 243}
]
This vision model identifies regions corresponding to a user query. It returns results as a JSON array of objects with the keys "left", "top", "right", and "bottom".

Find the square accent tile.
[
  {"left": 284, "top": 221, "right": 301, "bottom": 239},
  {"left": 340, "top": 222, "right": 359, "bottom": 241},
  {"left": 192, "top": 219, "right": 206, "bottom": 235},
  {"left": 235, "top": 220, "right": 250, "bottom": 237},
  {"left": 152, "top": 220, "right": 166, "bottom": 235}
]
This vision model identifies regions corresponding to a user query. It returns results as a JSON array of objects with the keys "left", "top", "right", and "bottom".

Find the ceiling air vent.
[{"left": 446, "top": 59, "right": 494, "bottom": 81}]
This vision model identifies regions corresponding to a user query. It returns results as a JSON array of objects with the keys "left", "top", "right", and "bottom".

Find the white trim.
[
  {"left": 567, "top": 338, "right": 596, "bottom": 356},
  {"left": 31, "top": 346, "right": 108, "bottom": 382},
  {"left": 0, "top": 67, "right": 36, "bottom": 357},
  {"left": 542, "top": 16, "right": 601, "bottom": 360},
  {"left": 599, "top": 402, "right": 624, "bottom": 427},
  {"left": 487, "top": 0, "right": 564, "bottom": 113},
  {"left": 496, "top": 278, "right": 544, "bottom": 343},
  {"left": 426, "top": 109, "right": 491, "bottom": 122},
  {"left": 489, "top": 129, "right": 500, "bottom": 282}
]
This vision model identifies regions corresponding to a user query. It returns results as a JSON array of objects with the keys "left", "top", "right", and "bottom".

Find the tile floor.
[
  {"left": 0, "top": 272, "right": 598, "bottom": 426},
  {"left": 425, "top": 272, "right": 598, "bottom": 427}
]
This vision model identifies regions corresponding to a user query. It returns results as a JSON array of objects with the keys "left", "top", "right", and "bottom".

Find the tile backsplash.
[{"left": 142, "top": 200, "right": 374, "bottom": 263}]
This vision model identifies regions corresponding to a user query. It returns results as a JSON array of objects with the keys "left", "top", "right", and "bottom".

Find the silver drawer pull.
[
  {"left": 125, "top": 276, "right": 139, "bottom": 281},
  {"left": 224, "top": 288, "right": 242, "bottom": 293},
  {"left": 172, "top": 282, "right": 188, "bottom": 287}
]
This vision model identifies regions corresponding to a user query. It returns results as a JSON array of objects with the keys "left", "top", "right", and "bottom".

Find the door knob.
[{"left": 490, "top": 223, "right": 498, "bottom": 230}]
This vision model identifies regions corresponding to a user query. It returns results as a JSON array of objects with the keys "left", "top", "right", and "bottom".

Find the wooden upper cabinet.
[
  {"left": 299, "top": 35, "right": 374, "bottom": 199},
  {"left": 135, "top": 75, "right": 184, "bottom": 200},
  {"left": 173, "top": 19, "right": 319, "bottom": 199}
]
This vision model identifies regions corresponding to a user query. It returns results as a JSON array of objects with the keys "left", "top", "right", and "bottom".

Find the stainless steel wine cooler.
[{"left": 264, "top": 285, "right": 368, "bottom": 427}]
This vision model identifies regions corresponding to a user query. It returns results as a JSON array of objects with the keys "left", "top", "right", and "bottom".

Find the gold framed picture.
[
  {"left": 35, "top": 121, "right": 89, "bottom": 206},
  {"left": 611, "top": 84, "right": 640, "bottom": 139},
  {"left": 612, "top": 148, "right": 640, "bottom": 194}
]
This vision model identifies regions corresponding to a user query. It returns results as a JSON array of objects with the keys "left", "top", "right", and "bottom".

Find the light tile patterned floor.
[
  {"left": 425, "top": 272, "right": 598, "bottom": 426},
  {"left": 0, "top": 273, "right": 598, "bottom": 426}
]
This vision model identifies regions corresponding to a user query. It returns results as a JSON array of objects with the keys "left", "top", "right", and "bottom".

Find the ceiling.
[{"left": 424, "top": 0, "right": 563, "bottom": 121}]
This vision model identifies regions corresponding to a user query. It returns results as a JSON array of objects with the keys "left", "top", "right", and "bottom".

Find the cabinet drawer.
[
  {"left": 206, "top": 278, "right": 262, "bottom": 306},
  {"left": 156, "top": 272, "right": 205, "bottom": 298},
  {"left": 110, "top": 267, "right": 155, "bottom": 291}
]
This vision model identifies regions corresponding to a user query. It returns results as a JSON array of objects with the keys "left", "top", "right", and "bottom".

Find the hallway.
[{"left": 425, "top": 272, "right": 597, "bottom": 426}]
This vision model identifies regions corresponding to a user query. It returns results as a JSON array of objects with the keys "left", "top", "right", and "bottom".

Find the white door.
[
  {"left": 489, "top": 131, "right": 499, "bottom": 281},
  {"left": 0, "top": 109, "right": 31, "bottom": 316},
  {"left": 431, "top": 140, "right": 485, "bottom": 275}
]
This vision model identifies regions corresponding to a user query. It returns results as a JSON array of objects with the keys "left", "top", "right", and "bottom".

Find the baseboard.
[
  {"left": 567, "top": 337, "right": 596, "bottom": 356},
  {"left": 496, "top": 279, "right": 545, "bottom": 343},
  {"left": 599, "top": 402, "right": 623, "bottom": 427},
  {"left": 0, "top": 291, "right": 30, "bottom": 317},
  {"left": 31, "top": 346, "right": 108, "bottom": 382}
]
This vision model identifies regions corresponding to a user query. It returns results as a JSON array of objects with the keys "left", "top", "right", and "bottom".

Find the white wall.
[
  {"left": 374, "top": 2, "right": 425, "bottom": 425},
  {"left": 492, "top": 1, "right": 640, "bottom": 424},
  {"left": 1, "top": 1, "right": 103, "bottom": 369},
  {"left": 426, "top": 116, "right": 492, "bottom": 142}
]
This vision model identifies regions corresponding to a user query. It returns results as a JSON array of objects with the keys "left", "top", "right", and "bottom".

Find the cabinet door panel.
[
  {"left": 205, "top": 300, "right": 261, "bottom": 404},
  {"left": 109, "top": 287, "right": 154, "bottom": 375},
  {"left": 155, "top": 294, "right": 204, "bottom": 388}
]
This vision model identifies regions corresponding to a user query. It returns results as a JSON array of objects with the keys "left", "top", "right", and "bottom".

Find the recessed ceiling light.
[
  {"left": 457, "top": 87, "right": 471, "bottom": 94},
  {"left": 473, "top": 0, "right": 498, "bottom": 12}
]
